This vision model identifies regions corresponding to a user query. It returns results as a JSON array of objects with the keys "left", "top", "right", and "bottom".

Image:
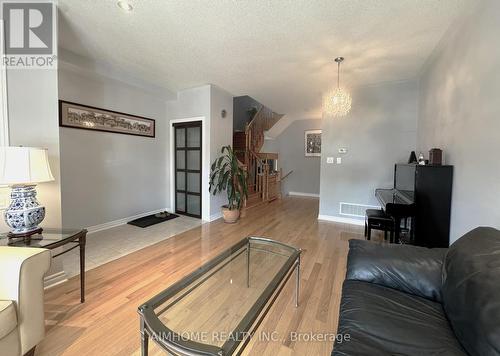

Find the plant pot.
[{"left": 222, "top": 206, "right": 240, "bottom": 223}]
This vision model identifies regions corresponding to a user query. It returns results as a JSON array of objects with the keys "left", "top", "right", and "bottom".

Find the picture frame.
[
  {"left": 305, "top": 129, "right": 322, "bottom": 157},
  {"left": 59, "top": 100, "right": 155, "bottom": 138}
]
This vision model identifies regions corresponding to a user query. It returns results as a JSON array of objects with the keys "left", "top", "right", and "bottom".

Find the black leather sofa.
[{"left": 332, "top": 227, "right": 500, "bottom": 356}]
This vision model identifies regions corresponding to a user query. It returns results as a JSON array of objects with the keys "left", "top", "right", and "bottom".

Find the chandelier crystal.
[
  {"left": 323, "top": 87, "right": 352, "bottom": 117},
  {"left": 323, "top": 57, "right": 352, "bottom": 117}
]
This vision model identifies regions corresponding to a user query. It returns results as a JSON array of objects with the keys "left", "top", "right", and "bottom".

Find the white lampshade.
[{"left": 0, "top": 146, "right": 54, "bottom": 185}]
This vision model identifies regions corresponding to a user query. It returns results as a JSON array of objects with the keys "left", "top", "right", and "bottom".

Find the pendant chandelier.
[{"left": 323, "top": 57, "right": 352, "bottom": 117}]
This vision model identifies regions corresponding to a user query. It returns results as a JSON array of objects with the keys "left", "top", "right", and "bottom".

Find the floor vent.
[{"left": 339, "top": 202, "right": 380, "bottom": 218}]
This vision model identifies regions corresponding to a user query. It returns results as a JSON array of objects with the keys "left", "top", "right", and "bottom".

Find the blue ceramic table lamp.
[{"left": 0, "top": 147, "right": 54, "bottom": 238}]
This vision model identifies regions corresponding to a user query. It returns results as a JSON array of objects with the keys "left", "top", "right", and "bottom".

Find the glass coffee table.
[{"left": 138, "top": 237, "right": 301, "bottom": 356}]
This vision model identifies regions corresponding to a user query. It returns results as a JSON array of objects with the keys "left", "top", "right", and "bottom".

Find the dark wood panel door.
[{"left": 174, "top": 121, "right": 202, "bottom": 218}]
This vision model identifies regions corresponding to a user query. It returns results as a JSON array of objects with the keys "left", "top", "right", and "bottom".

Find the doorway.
[{"left": 174, "top": 121, "right": 202, "bottom": 218}]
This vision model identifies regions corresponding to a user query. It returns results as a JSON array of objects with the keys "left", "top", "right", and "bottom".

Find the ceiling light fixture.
[
  {"left": 323, "top": 57, "right": 352, "bottom": 117},
  {"left": 117, "top": 1, "right": 133, "bottom": 12}
]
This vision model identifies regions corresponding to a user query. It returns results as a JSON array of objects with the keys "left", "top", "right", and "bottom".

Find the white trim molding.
[
  {"left": 0, "top": 20, "right": 9, "bottom": 147},
  {"left": 209, "top": 211, "right": 223, "bottom": 222},
  {"left": 288, "top": 191, "right": 320, "bottom": 198},
  {"left": 44, "top": 271, "right": 68, "bottom": 289},
  {"left": 86, "top": 208, "right": 172, "bottom": 234},
  {"left": 317, "top": 214, "right": 364, "bottom": 226},
  {"left": 0, "top": 21, "right": 10, "bottom": 210}
]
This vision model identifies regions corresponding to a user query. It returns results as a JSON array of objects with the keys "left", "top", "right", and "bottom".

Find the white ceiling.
[{"left": 58, "top": 0, "right": 475, "bottom": 117}]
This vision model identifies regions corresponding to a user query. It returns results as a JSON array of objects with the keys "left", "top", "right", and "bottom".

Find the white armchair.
[{"left": 0, "top": 247, "right": 51, "bottom": 356}]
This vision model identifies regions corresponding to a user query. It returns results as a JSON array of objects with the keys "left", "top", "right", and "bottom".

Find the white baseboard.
[
  {"left": 44, "top": 271, "right": 68, "bottom": 289},
  {"left": 86, "top": 207, "right": 172, "bottom": 234},
  {"left": 288, "top": 191, "right": 320, "bottom": 198},
  {"left": 317, "top": 214, "right": 364, "bottom": 226},
  {"left": 208, "top": 211, "right": 223, "bottom": 222}
]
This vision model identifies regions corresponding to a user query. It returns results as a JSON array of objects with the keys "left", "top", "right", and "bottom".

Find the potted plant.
[{"left": 209, "top": 145, "right": 248, "bottom": 223}]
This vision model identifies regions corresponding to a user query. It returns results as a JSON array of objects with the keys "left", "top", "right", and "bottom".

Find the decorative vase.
[
  {"left": 4, "top": 185, "right": 45, "bottom": 237},
  {"left": 221, "top": 206, "right": 240, "bottom": 224}
]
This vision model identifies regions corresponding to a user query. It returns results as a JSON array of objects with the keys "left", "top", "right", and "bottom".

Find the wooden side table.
[{"left": 0, "top": 228, "right": 87, "bottom": 303}]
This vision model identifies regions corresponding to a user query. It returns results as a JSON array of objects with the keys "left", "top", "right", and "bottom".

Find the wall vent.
[{"left": 339, "top": 202, "right": 380, "bottom": 218}]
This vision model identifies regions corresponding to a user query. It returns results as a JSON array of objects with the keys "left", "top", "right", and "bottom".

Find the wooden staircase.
[
  {"left": 245, "top": 186, "right": 266, "bottom": 210},
  {"left": 233, "top": 131, "right": 247, "bottom": 163},
  {"left": 233, "top": 105, "right": 287, "bottom": 210}
]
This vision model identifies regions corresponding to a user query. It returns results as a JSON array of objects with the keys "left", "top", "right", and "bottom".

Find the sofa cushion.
[
  {"left": 0, "top": 300, "right": 17, "bottom": 340},
  {"left": 346, "top": 239, "right": 446, "bottom": 302},
  {"left": 442, "top": 227, "right": 500, "bottom": 356},
  {"left": 333, "top": 280, "right": 467, "bottom": 356}
]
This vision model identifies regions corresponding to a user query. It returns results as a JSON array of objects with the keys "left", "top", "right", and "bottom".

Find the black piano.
[{"left": 376, "top": 164, "right": 453, "bottom": 248}]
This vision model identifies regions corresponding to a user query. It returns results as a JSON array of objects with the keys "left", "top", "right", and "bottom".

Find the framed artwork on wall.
[
  {"left": 59, "top": 100, "right": 155, "bottom": 138},
  {"left": 305, "top": 129, "right": 321, "bottom": 157}
]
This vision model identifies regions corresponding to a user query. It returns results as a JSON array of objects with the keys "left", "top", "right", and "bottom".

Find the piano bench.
[{"left": 365, "top": 209, "right": 394, "bottom": 242}]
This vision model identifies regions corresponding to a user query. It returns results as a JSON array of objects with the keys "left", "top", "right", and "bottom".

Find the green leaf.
[
  {"left": 227, "top": 182, "right": 233, "bottom": 203},
  {"left": 222, "top": 170, "right": 230, "bottom": 190},
  {"left": 237, "top": 172, "right": 247, "bottom": 198},
  {"left": 209, "top": 145, "right": 250, "bottom": 208},
  {"left": 235, "top": 191, "right": 241, "bottom": 208},
  {"left": 220, "top": 162, "right": 229, "bottom": 174},
  {"left": 217, "top": 169, "right": 225, "bottom": 190}
]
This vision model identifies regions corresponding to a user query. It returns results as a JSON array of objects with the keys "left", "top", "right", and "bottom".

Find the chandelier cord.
[
  {"left": 337, "top": 61, "right": 340, "bottom": 88},
  {"left": 324, "top": 56, "right": 351, "bottom": 117}
]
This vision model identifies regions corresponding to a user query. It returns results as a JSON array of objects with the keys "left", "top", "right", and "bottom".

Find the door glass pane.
[
  {"left": 176, "top": 192, "right": 186, "bottom": 212},
  {"left": 187, "top": 150, "right": 200, "bottom": 170},
  {"left": 177, "top": 172, "right": 185, "bottom": 190},
  {"left": 187, "top": 194, "right": 201, "bottom": 216},
  {"left": 187, "top": 126, "right": 201, "bottom": 147},
  {"left": 187, "top": 172, "right": 200, "bottom": 193},
  {"left": 176, "top": 128, "right": 185, "bottom": 148},
  {"left": 176, "top": 150, "right": 185, "bottom": 169}
]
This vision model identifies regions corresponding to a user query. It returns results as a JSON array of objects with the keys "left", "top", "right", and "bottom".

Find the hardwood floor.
[{"left": 38, "top": 197, "right": 364, "bottom": 356}]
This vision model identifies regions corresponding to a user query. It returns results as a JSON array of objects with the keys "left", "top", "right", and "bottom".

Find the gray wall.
[
  {"left": 167, "top": 85, "right": 211, "bottom": 220},
  {"left": 417, "top": 0, "right": 500, "bottom": 242},
  {"left": 210, "top": 86, "right": 234, "bottom": 216},
  {"left": 58, "top": 67, "right": 169, "bottom": 228},
  {"left": 319, "top": 80, "right": 418, "bottom": 219},
  {"left": 233, "top": 95, "right": 262, "bottom": 131},
  {"left": 262, "top": 119, "right": 321, "bottom": 196},
  {"left": 5, "top": 68, "right": 62, "bottom": 230},
  {"left": 4, "top": 66, "right": 64, "bottom": 282},
  {"left": 166, "top": 85, "right": 233, "bottom": 220}
]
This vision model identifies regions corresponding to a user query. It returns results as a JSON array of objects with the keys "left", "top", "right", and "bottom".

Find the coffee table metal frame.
[{"left": 138, "top": 236, "right": 301, "bottom": 356}]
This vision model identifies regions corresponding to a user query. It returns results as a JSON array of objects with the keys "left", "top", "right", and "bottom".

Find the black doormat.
[{"left": 127, "top": 212, "right": 179, "bottom": 228}]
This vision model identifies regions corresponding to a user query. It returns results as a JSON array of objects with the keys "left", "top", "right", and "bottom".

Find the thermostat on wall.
[{"left": 338, "top": 148, "right": 347, "bottom": 154}]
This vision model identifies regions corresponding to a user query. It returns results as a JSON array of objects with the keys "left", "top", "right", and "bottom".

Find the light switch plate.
[
  {"left": 327, "top": 157, "right": 334, "bottom": 164},
  {"left": 336, "top": 157, "right": 342, "bottom": 164}
]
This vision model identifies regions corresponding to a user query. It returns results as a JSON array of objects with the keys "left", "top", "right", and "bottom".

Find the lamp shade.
[{"left": 0, "top": 146, "right": 54, "bottom": 185}]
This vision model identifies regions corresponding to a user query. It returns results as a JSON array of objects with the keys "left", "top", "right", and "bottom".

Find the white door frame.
[
  {"left": 0, "top": 20, "right": 9, "bottom": 147},
  {"left": 169, "top": 117, "right": 210, "bottom": 221}
]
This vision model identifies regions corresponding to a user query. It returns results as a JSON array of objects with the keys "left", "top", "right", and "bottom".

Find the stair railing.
[{"left": 244, "top": 105, "right": 284, "bottom": 202}]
